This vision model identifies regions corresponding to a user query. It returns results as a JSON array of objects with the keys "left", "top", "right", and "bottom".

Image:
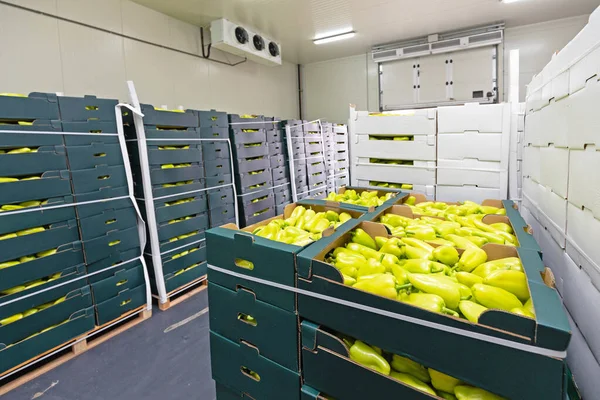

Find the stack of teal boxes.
[
  {"left": 265, "top": 117, "right": 291, "bottom": 215},
  {"left": 282, "top": 120, "right": 309, "bottom": 201},
  {"left": 199, "top": 110, "right": 235, "bottom": 229},
  {"left": 229, "top": 114, "right": 275, "bottom": 227},
  {"left": 0, "top": 92, "right": 146, "bottom": 376},
  {"left": 127, "top": 105, "right": 208, "bottom": 295},
  {"left": 205, "top": 189, "right": 404, "bottom": 399},
  {"left": 207, "top": 187, "right": 581, "bottom": 399}
]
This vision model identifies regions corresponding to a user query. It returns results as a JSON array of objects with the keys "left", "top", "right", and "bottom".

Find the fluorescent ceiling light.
[
  {"left": 313, "top": 31, "right": 355, "bottom": 45},
  {"left": 501, "top": 0, "right": 523, "bottom": 3}
]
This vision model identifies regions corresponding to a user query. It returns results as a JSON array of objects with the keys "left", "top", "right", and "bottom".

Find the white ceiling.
[{"left": 132, "top": 0, "right": 598, "bottom": 64}]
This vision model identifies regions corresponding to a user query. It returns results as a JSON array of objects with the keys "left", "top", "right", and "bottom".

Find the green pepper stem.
[
  {"left": 442, "top": 308, "right": 460, "bottom": 317},
  {"left": 395, "top": 283, "right": 412, "bottom": 291}
]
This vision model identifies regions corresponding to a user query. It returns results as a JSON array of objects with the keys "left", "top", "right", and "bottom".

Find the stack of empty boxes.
[
  {"left": 349, "top": 106, "right": 437, "bottom": 199},
  {"left": 509, "top": 103, "right": 525, "bottom": 203},
  {"left": 229, "top": 114, "right": 275, "bottom": 227},
  {"left": 199, "top": 110, "right": 236, "bottom": 229},
  {"left": 128, "top": 105, "right": 209, "bottom": 295},
  {"left": 266, "top": 117, "right": 292, "bottom": 215},
  {"left": 322, "top": 121, "right": 335, "bottom": 194},
  {"left": 283, "top": 120, "right": 309, "bottom": 201},
  {"left": 304, "top": 121, "right": 327, "bottom": 199},
  {"left": 331, "top": 124, "right": 350, "bottom": 192},
  {"left": 437, "top": 103, "right": 510, "bottom": 203}
]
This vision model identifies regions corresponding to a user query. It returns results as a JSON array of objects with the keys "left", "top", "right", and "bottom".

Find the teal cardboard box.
[
  {"left": 82, "top": 225, "right": 140, "bottom": 265},
  {"left": 0, "top": 170, "right": 72, "bottom": 205},
  {"left": 78, "top": 204, "right": 138, "bottom": 241},
  {"left": 70, "top": 164, "right": 127, "bottom": 195},
  {"left": 139, "top": 104, "right": 198, "bottom": 128},
  {"left": 90, "top": 262, "right": 145, "bottom": 304},
  {"left": 0, "top": 241, "right": 84, "bottom": 292},
  {"left": 296, "top": 219, "right": 571, "bottom": 400},
  {"left": 0, "top": 286, "right": 92, "bottom": 348},
  {"left": 208, "top": 282, "right": 299, "bottom": 371},
  {"left": 146, "top": 241, "right": 207, "bottom": 294},
  {"left": 94, "top": 283, "right": 146, "bottom": 326},
  {"left": 0, "top": 306, "right": 95, "bottom": 375},
  {"left": 210, "top": 331, "right": 300, "bottom": 400},
  {"left": 0, "top": 145, "right": 67, "bottom": 177},
  {"left": 65, "top": 142, "right": 124, "bottom": 170},
  {"left": 314, "top": 186, "right": 408, "bottom": 212},
  {"left": 301, "top": 320, "right": 579, "bottom": 400},
  {"left": 138, "top": 192, "right": 207, "bottom": 225},
  {"left": 0, "top": 207, "right": 79, "bottom": 267},
  {"left": 206, "top": 202, "right": 366, "bottom": 312},
  {"left": 0, "top": 92, "right": 58, "bottom": 121}
]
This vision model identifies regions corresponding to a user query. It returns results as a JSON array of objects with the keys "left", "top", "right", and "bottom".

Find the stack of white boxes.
[
  {"left": 436, "top": 103, "right": 511, "bottom": 203},
  {"left": 348, "top": 105, "right": 437, "bottom": 199},
  {"left": 521, "top": 8, "right": 600, "bottom": 400},
  {"left": 508, "top": 103, "right": 525, "bottom": 204},
  {"left": 330, "top": 124, "right": 350, "bottom": 192}
]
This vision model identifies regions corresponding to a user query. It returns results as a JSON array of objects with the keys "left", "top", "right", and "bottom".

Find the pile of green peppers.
[
  {"left": 344, "top": 337, "right": 506, "bottom": 399},
  {"left": 327, "top": 227, "right": 536, "bottom": 322}
]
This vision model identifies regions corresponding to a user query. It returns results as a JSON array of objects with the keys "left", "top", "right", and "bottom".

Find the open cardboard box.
[
  {"left": 301, "top": 320, "right": 581, "bottom": 400},
  {"left": 329, "top": 186, "right": 409, "bottom": 211},
  {"left": 366, "top": 203, "right": 540, "bottom": 252},
  {"left": 296, "top": 220, "right": 571, "bottom": 400},
  {"left": 206, "top": 202, "right": 368, "bottom": 312}
]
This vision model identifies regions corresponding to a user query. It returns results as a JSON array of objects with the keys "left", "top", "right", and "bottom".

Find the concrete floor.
[{"left": 3, "top": 291, "right": 215, "bottom": 400}]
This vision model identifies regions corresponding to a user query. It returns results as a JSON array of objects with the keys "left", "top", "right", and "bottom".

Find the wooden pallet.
[
  {"left": 156, "top": 275, "right": 208, "bottom": 311},
  {"left": 0, "top": 306, "right": 152, "bottom": 396}
]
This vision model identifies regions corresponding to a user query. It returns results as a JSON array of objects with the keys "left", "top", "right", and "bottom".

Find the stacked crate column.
[
  {"left": 60, "top": 95, "right": 148, "bottom": 326},
  {"left": 303, "top": 121, "right": 327, "bottom": 199},
  {"left": 436, "top": 103, "right": 511, "bottom": 203},
  {"left": 127, "top": 104, "right": 209, "bottom": 297},
  {"left": 229, "top": 114, "right": 275, "bottom": 227},
  {"left": 348, "top": 105, "right": 437, "bottom": 199},
  {"left": 267, "top": 117, "right": 292, "bottom": 215}
]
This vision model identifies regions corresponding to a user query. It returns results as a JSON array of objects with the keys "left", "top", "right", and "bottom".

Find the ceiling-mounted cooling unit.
[
  {"left": 211, "top": 18, "right": 282, "bottom": 66},
  {"left": 372, "top": 23, "right": 504, "bottom": 63}
]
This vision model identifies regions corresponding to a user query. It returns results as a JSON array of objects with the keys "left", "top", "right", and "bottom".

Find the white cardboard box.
[
  {"left": 349, "top": 105, "right": 437, "bottom": 136},
  {"left": 435, "top": 185, "right": 503, "bottom": 204},
  {"left": 352, "top": 134, "right": 436, "bottom": 161},
  {"left": 539, "top": 145, "right": 569, "bottom": 199},
  {"left": 522, "top": 177, "right": 567, "bottom": 249},
  {"left": 437, "top": 159, "right": 506, "bottom": 190},
  {"left": 568, "top": 147, "right": 600, "bottom": 220},
  {"left": 566, "top": 310, "right": 600, "bottom": 400},
  {"left": 537, "top": 98, "right": 569, "bottom": 148},
  {"left": 353, "top": 160, "right": 436, "bottom": 186},
  {"left": 437, "top": 103, "right": 507, "bottom": 133},
  {"left": 437, "top": 132, "right": 505, "bottom": 162},
  {"left": 355, "top": 179, "right": 435, "bottom": 200},
  {"left": 521, "top": 145, "right": 541, "bottom": 183},
  {"left": 562, "top": 251, "right": 600, "bottom": 363},
  {"left": 566, "top": 77, "right": 600, "bottom": 150},
  {"left": 566, "top": 203, "right": 600, "bottom": 291}
]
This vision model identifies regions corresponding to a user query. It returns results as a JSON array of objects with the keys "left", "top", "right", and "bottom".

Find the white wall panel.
[
  {"left": 0, "top": 5, "right": 64, "bottom": 94},
  {"left": 0, "top": 1, "right": 298, "bottom": 118},
  {"left": 504, "top": 15, "right": 588, "bottom": 102},
  {"left": 304, "top": 54, "right": 368, "bottom": 123},
  {"left": 3, "top": 0, "right": 57, "bottom": 14},
  {"left": 303, "top": 15, "right": 589, "bottom": 122},
  {"left": 121, "top": 0, "right": 179, "bottom": 49},
  {"left": 124, "top": 39, "right": 175, "bottom": 106},
  {"left": 168, "top": 17, "right": 201, "bottom": 55},
  {"left": 57, "top": 0, "right": 123, "bottom": 33},
  {"left": 59, "top": 22, "right": 128, "bottom": 100}
]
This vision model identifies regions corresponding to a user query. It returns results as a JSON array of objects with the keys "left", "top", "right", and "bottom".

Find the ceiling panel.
[{"left": 131, "top": 0, "right": 598, "bottom": 64}]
